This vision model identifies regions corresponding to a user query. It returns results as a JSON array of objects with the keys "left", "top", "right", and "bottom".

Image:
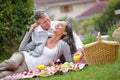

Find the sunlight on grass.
[
  {"left": 1, "top": 48, "right": 120, "bottom": 80},
  {"left": 20, "top": 49, "right": 120, "bottom": 80}
]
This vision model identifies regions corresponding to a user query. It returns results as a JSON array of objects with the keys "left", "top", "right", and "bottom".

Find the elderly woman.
[{"left": 0, "top": 21, "right": 76, "bottom": 78}]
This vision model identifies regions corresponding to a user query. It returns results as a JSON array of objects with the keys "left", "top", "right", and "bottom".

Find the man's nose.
[{"left": 46, "top": 20, "right": 50, "bottom": 24}]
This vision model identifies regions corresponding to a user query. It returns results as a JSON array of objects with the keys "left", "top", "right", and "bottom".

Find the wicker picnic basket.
[{"left": 82, "top": 32, "right": 119, "bottom": 65}]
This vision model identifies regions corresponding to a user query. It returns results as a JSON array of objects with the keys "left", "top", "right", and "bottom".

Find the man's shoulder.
[
  {"left": 34, "top": 25, "right": 44, "bottom": 32},
  {"left": 51, "top": 21, "right": 60, "bottom": 23},
  {"left": 51, "top": 21, "right": 60, "bottom": 25},
  {"left": 51, "top": 21, "right": 60, "bottom": 29}
]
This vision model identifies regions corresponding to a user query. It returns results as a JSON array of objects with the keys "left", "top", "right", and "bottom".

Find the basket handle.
[{"left": 98, "top": 32, "right": 102, "bottom": 42}]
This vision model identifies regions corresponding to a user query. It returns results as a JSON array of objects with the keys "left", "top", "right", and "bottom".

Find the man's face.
[{"left": 37, "top": 13, "right": 51, "bottom": 30}]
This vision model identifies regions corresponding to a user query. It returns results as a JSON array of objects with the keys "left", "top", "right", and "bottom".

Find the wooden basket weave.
[{"left": 82, "top": 32, "right": 119, "bottom": 65}]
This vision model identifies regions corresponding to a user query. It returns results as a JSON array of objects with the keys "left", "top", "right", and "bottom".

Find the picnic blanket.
[{"left": 0, "top": 62, "right": 86, "bottom": 80}]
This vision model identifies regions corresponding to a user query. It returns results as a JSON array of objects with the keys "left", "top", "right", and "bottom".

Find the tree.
[
  {"left": 0, "top": 0, "right": 34, "bottom": 56},
  {"left": 94, "top": 0, "right": 120, "bottom": 34},
  {"left": 80, "top": 0, "right": 120, "bottom": 35},
  {"left": 80, "top": 14, "right": 100, "bottom": 35}
]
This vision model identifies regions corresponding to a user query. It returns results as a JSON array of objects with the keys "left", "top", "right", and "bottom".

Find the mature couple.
[{"left": 0, "top": 11, "right": 84, "bottom": 78}]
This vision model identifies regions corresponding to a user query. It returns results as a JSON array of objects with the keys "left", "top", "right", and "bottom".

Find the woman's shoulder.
[
  {"left": 59, "top": 40, "right": 69, "bottom": 46},
  {"left": 58, "top": 40, "right": 70, "bottom": 51}
]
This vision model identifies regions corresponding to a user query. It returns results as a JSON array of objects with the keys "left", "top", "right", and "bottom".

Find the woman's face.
[{"left": 54, "top": 21, "right": 67, "bottom": 36}]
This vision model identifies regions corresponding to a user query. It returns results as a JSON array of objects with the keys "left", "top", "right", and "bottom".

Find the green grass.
[
  {"left": 22, "top": 62, "right": 120, "bottom": 80},
  {"left": 1, "top": 50, "right": 120, "bottom": 80},
  {"left": 20, "top": 51, "right": 120, "bottom": 80}
]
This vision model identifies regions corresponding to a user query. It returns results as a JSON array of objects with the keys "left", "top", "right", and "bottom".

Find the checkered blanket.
[{"left": 0, "top": 63, "right": 86, "bottom": 80}]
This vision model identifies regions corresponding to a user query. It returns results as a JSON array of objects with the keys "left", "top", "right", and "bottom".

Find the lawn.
[
  {"left": 0, "top": 49, "right": 120, "bottom": 80},
  {"left": 19, "top": 49, "right": 120, "bottom": 80}
]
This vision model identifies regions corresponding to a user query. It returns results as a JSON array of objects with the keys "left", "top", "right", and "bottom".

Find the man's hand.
[
  {"left": 29, "top": 23, "right": 39, "bottom": 34},
  {"left": 50, "top": 59, "right": 55, "bottom": 66}
]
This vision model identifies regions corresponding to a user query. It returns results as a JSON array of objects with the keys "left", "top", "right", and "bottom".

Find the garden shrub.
[
  {"left": 82, "top": 33, "right": 97, "bottom": 44},
  {"left": 108, "top": 24, "right": 118, "bottom": 41},
  {"left": 0, "top": 0, "right": 34, "bottom": 58}
]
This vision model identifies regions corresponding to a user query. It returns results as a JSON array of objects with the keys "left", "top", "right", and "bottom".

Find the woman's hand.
[
  {"left": 74, "top": 50, "right": 83, "bottom": 57},
  {"left": 74, "top": 50, "right": 86, "bottom": 63},
  {"left": 29, "top": 23, "right": 39, "bottom": 34}
]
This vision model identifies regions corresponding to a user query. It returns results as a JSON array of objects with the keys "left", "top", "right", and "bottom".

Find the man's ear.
[{"left": 36, "top": 19, "right": 41, "bottom": 25}]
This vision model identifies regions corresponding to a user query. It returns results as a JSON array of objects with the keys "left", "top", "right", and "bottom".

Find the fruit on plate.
[
  {"left": 73, "top": 55, "right": 81, "bottom": 62},
  {"left": 61, "top": 62, "right": 73, "bottom": 70},
  {"left": 37, "top": 65, "right": 46, "bottom": 70}
]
